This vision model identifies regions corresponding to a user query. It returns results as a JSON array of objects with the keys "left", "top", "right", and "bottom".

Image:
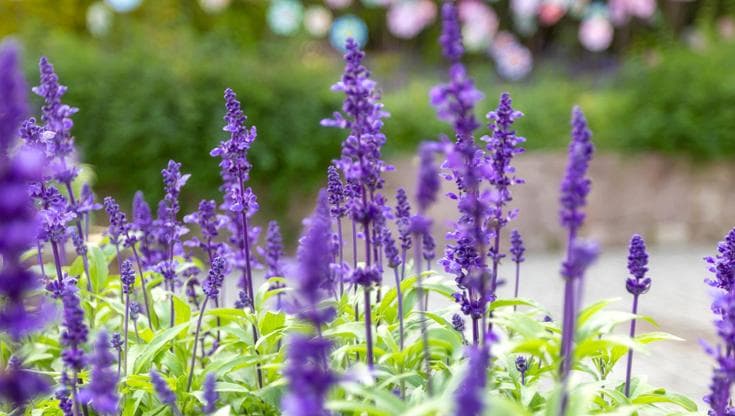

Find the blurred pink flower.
[
  {"left": 538, "top": 0, "right": 566, "bottom": 26},
  {"left": 579, "top": 15, "right": 613, "bottom": 51},
  {"left": 718, "top": 16, "right": 735, "bottom": 41},
  {"left": 387, "top": 0, "right": 436, "bottom": 39},
  {"left": 610, "top": 0, "right": 655, "bottom": 26},
  {"left": 459, "top": 0, "right": 498, "bottom": 51},
  {"left": 490, "top": 31, "right": 533, "bottom": 81}
]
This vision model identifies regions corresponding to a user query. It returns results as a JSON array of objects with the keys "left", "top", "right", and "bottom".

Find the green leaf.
[{"left": 134, "top": 322, "right": 188, "bottom": 373}]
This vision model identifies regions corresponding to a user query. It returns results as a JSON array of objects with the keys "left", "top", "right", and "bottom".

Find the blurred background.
[{"left": 3, "top": 0, "right": 735, "bottom": 402}]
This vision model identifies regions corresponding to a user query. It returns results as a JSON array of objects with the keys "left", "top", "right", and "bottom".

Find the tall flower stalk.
[
  {"left": 282, "top": 190, "right": 336, "bottom": 415},
  {"left": 510, "top": 229, "right": 525, "bottom": 307},
  {"left": 157, "top": 160, "right": 189, "bottom": 327},
  {"left": 186, "top": 256, "right": 225, "bottom": 391},
  {"left": 704, "top": 228, "right": 735, "bottom": 415},
  {"left": 60, "top": 280, "right": 89, "bottom": 416},
  {"left": 0, "top": 40, "right": 51, "bottom": 410},
  {"left": 120, "top": 260, "right": 135, "bottom": 376},
  {"left": 322, "top": 38, "right": 390, "bottom": 369},
  {"left": 558, "top": 107, "right": 596, "bottom": 414},
  {"left": 79, "top": 331, "right": 119, "bottom": 415},
  {"left": 210, "top": 88, "right": 263, "bottom": 386},
  {"left": 327, "top": 165, "right": 347, "bottom": 296},
  {"left": 31, "top": 57, "right": 93, "bottom": 292},
  {"left": 624, "top": 234, "right": 651, "bottom": 397}
]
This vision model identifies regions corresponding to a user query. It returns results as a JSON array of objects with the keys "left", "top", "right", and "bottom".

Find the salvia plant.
[{"left": 0, "top": 2, "right": 729, "bottom": 414}]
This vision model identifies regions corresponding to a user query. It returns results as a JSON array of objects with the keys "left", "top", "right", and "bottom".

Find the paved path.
[{"left": 500, "top": 244, "right": 715, "bottom": 405}]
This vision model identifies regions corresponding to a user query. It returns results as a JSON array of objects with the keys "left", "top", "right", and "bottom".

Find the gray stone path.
[{"left": 499, "top": 244, "right": 715, "bottom": 405}]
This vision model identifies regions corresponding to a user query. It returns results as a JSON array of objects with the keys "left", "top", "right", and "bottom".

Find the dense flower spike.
[
  {"left": 625, "top": 234, "right": 650, "bottom": 397},
  {"left": 293, "top": 190, "right": 335, "bottom": 327},
  {"left": 510, "top": 229, "right": 525, "bottom": 303},
  {"left": 0, "top": 358, "right": 50, "bottom": 408},
  {"left": 484, "top": 93, "right": 525, "bottom": 297},
  {"left": 80, "top": 331, "right": 119, "bottom": 415},
  {"left": 202, "top": 257, "right": 226, "bottom": 299},
  {"left": 150, "top": 370, "right": 176, "bottom": 405},
  {"left": 0, "top": 40, "right": 28, "bottom": 153},
  {"left": 120, "top": 259, "right": 135, "bottom": 294},
  {"left": 60, "top": 281, "right": 88, "bottom": 373},
  {"left": 706, "top": 228, "right": 735, "bottom": 294},
  {"left": 559, "top": 107, "right": 595, "bottom": 236},
  {"left": 705, "top": 230, "right": 735, "bottom": 415},
  {"left": 416, "top": 141, "right": 440, "bottom": 213},
  {"left": 515, "top": 355, "right": 529, "bottom": 385},
  {"left": 453, "top": 346, "right": 489, "bottom": 416},
  {"left": 184, "top": 199, "right": 228, "bottom": 262},
  {"left": 0, "top": 41, "right": 49, "bottom": 342},
  {"left": 430, "top": 2, "right": 483, "bottom": 141},
  {"left": 211, "top": 88, "right": 259, "bottom": 320},
  {"left": 202, "top": 373, "right": 218, "bottom": 414},
  {"left": 262, "top": 220, "right": 285, "bottom": 280},
  {"left": 282, "top": 335, "right": 335, "bottom": 416}
]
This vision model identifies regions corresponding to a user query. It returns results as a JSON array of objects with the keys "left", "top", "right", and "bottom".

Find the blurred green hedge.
[{"left": 14, "top": 26, "right": 735, "bottom": 235}]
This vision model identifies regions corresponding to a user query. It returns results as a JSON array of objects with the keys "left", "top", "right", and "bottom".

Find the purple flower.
[
  {"left": 282, "top": 335, "right": 335, "bottom": 416},
  {"left": 430, "top": 2, "right": 482, "bottom": 141},
  {"left": 202, "top": 373, "right": 218, "bottom": 414},
  {"left": 0, "top": 40, "right": 28, "bottom": 154},
  {"left": 150, "top": 370, "right": 176, "bottom": 405},
  {"left": 120, "top": 259, "right": 135, "bottom": 295},
  {"left": 79, "top": 331, "right": 119, "bottom": 415},
  {"left": 203, "top": 257, "right": 226, "bottom": 299},
  {"left": 0, "top": 122, "right": 49, "bottom": 339},
  {"left": 382, "top": 224, "right": 401, "bottom": 269},
  {"left": 211, "top": 88, "right": 260, "bottom": 305},
  {"left": 559, "top": 107, "right": 594, "bottom": 236},
  {"left": 395, "top": 188, "right": 412, "bottom": 254},
  {"left": 262, "top": 220, "right": 285, "bottom": 280},
  {"left": 415, "top": 141, "right": 440, "bottom": 213},
  {"left": 32, "top": 57, "right": 77, "bottom": 155},
  {"left": 103, "top": 196, "right": 130, "bottom": 248},
  {"left": 292, "top": 190, "right": 335, "bottom": 327},
  {"left": 510, "top": 229, "right": 525, "bottom": 264},
  {"left": 453, "top": 346, "right": 489, "bottom": 416},
  {"left": 452, "top": 313, "right": 465, "bottom": 332},
  {"left": 184, "top": 199, "right": 228, "bottom": 261},
  {"left": 626, "top": 234, "right": 651, "bottom": 296},
  {"left": 322, "top": 39, "right": 389, "bottom": 181},
  {"left": 0, "top": 359, "right": 50, "bottom": 409},
  {"left": 561, "top": 239, "right": 599, "bottom": 281},
  {"left": 706, "top": 228, "right": 735, "bottom": 294},
  {"left": 327, "top": 165, "right": 345, "bottom": 219},
  {"left": 60, "top": 280, "right": 88, "bottom": 373},
  {"left": 438, "top": 1, "right": 463, "bottom": 63}
]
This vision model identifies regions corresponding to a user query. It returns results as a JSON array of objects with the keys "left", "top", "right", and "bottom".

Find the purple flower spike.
[
  {"left": 120, "top": 259, "right": 135, "bottom": 294},
  {"left": 416, "top": 141, "right": 440, "bottom": 214},
  {"left": 80, "top": 331, "right": 119, "bottom": 415},
  {"left": 705, "top": 228, "right": 735, "bottom": 293},
  {"left": 60, "top": 280, "right": 88, "bottom": 373},
  {"left": 292, "top": 190, "right": 335, "bottom": 328},
  {"left": 430, "top": 2, "right": 482, "bottom": 141},
  {"left": 263, "top": 220, "right": 285, "bottom": 280},
  {"left": 626, "top": 234, "right": 651, "bottom": 296},
  {"left": 510, "top": 230, "right": 525, "bottom": 264},
  {"left": 624, "top": 234, "right": 650, "bottom": 397},
  {"left": 282, "top": 335, "right": 335, "bottom": 416},
  {"left": 0, "top": 40, "right": 28, "bottom": 153},
  {"left": 202, "top": 257, "right": 226, "bottom": 299},
  {"left": 453, "top": 346, "right": 489, "bottom": 416},
  {"left": 0, "top": 359, "right": 50, "bottom": 409},
  {"left": 202, "top": 373, "right": 218, "bottom": 414},
  {"left": 559, "top": 107, "right": 594, "bottom": 237},
  {"left": 150, "top": 370, "right": 176, "bottom": 405}
]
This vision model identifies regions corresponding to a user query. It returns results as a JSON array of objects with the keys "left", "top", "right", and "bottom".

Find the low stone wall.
[{"left": 384, "top": 151, "right": 735, "bottom": 250}]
